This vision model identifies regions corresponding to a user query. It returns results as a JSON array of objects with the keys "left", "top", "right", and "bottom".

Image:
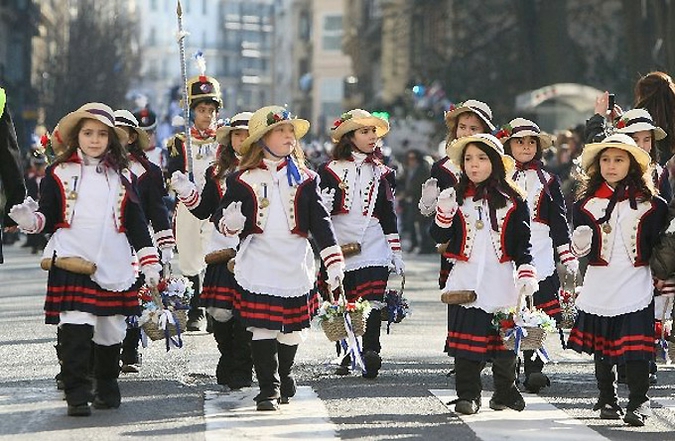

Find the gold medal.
[
  {"left": 338, "top": 182, "right": 347, "bottom": 190},
  {"left": 67, "top": 190, "right": 78, "bottom": 200},
  {"left": 602, "top": 224, "right": 612, "bottom": 234},
  {"left": 260, "top": 198, "right": 270, "bottom": 208},
  {"left": 475, "top": 220, "right": 484, "bottom": 230}
]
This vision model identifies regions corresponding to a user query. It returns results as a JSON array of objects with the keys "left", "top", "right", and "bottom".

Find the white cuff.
[
  {"left": 320, "top": 244, "right": 344, "bottom": 270},
  {"left": 154, "top": 229, "right": 175, "bottom": 249}
]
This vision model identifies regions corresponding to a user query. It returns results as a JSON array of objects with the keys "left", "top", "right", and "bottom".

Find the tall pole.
[{"left": 176, "top": 0, "right": 194, "bottom": 182}]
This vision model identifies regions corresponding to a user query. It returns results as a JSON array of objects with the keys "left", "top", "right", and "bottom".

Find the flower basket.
[
  {"left": 558, "top": 274, "right": 579, "bottom": 329},
  {"left": 316, "top": 287, "right": 370, "bottom": 342},
  {"left": 321, "top": 312, "right": 366, "bottom": 342},
  {"left": 381, "top": 274, "right": 410, "bottom": 334},
  {"left": 493, "top": 301, "right": 556, "bottom": 354},
  {"left": 137, "top": 275, "right": 194, "bottom": 345}
]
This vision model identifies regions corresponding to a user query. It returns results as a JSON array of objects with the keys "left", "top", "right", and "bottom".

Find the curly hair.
[{"left": 55, "top": 119, "right": 128, "bottom": 171}]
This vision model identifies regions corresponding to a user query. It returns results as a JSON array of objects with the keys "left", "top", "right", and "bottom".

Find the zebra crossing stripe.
[{"left": 430, "top": 389, "right": 610, "bottom": 440}]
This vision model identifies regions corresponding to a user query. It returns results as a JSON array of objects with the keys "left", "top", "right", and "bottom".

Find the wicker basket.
[
  {"left": 142, "top": 309, "right": 189, "bottom": 341},
  {"left": 320, "top": 312, "right": 366, "bottom": 342},
  {"left": 441, "top": 290, "right": 477, "bottom": 305},
  {"left": 500, "top": 326, "right": 547, "bottom": 351}
]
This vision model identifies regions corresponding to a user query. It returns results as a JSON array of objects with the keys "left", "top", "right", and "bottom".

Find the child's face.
[
  {"left": 351, "top": 126, "right": 378, "bottom": 154},
  {"left": 456, "top": 113, "right": 486, "bottom": 139},
  {"left": 262, "top": 123, "right": 296, "bottom": 159},
  {"left": 231, "top": 129, "right": 249, "bottom": 155},
  {"left": 78, "top": 119, "right": 110, "bottom": 158},
  {"left": 629, "top": 130, "right": 653, "bottom": 153},
  {"left": 599, "top": 148, "right": 630, "bottom": 187},
  {"left": 463, "top": 143, "right": 493, "bottom": 184},
  {"left": 122, "top": 127, "right": 137, "bottom": 146},
  {"left": 509, "top": 136, "right": 538, "bottom": 163},
  {"left": 193, "top": 102, "right": 217, "bottom": 130}
]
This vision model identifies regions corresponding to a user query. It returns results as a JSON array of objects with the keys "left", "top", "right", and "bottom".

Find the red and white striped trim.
[
  {"left": 385, "top": 233, "right": 401, "bottom": 252},
  {"left": 154, "top": 229, "right": 176, "bottom": 249},
  {"left": 435, "top": 209, "right": 454, "bottom": 228},
  {"left": 661, "top": 278, "right": 675, "bottom": 296},
  {"left": 179, "top": 189, "right": 201, "bottom": 209},
  {"left": 556, "top": 244, "right": 575, "bottom": 264},
  {"left": 23, "top": 212, "right": 46, "bottom": 234},
  {"left": 516, "top": 263, "right": 537, "bottom": 280},
  {"left": 137, "top": 246, "right": 160, "bottom": 269},
  {"left": 320, "top": 244, "right": 344, "bottom": 270},
  {"left": 571, "top": 240, "right": 591, "bottom": 257}
]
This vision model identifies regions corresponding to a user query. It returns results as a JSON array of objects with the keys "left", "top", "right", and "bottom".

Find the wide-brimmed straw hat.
[
  {"left": 216, "top": 111, "right": 253, "bottom": 145},
  {"left": 49, "top": 123, "right": 66, "bottom": 157},
  {"left": 615, "top": 108, "right": 667, "bottom": 140},
  {"left": 58, "top": 103, "right": 128, "bottom": 148},
  {"left": 114, "top": 110, "right": 150, "bottom": 151},
  {"left": 240, "top": 106, "right": 310, "bottom": 155},
  {"left": 447, "top": 133, "right": 515, "bottom": 173},
  {"left": 329, "top": 109, "right": 389, "bottom": 143},
  {"left": 581, "top": 133, "right": 651, "bottom": 173},
  {"left": 444, "top": 99, "right": 495, "bottom": 131},
  {"left": 496, "top": 118, "right": 553, "bottom": 150}
]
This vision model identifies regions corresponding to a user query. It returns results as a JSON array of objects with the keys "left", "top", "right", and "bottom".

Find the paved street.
[{"left": 1, "top": 240, "right": 675, "bottom": 440}]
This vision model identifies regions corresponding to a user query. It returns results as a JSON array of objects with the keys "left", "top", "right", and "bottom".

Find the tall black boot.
[
  {"left": 186, "top": 275, "right": 203, "bottom": 331},
  {"left": 278, "top": 343, "right": 298, "bottom": 404},
  {"left": 454, "top": 357, "right": 485, "bottom": 414},
  {"left": 93, "top": 343, "right": 122, "bottom": 409},
  {"left": 212, "top": 319, "right": 234, "bottom": 386},
  {"left": 55, "top": 327, "right": 64, "bottom": 390},
  {"left": 251, "top": 339, "right": 280, "bottom": 411},
  {"left": 59, "top": 324, "right": 94, "bottom": 416},
  {"left": 491, "top": 355, "right": 525, "bottom": 411},
  {"left": 624, "top": 360, "right": 651, "bottom": 426},
  {"left": 120, "top": 327, "right": 141, "bottom": 373},
  {"left": 522, "top": 350, "right": 549, "bottom": 393},
  {"left": 593, "top": 355, "right": 622, "bottom": 419},
  {"left": 362, "top": 311, "right": 382, "bottom": 379},
  {"left": 229, "top": 318, "right": 253, "bottom": 389}
]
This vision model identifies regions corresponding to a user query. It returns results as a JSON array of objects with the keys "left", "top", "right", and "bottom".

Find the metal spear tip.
[{"left": 177, "top": 0, "right": 182, "bottom": 16}]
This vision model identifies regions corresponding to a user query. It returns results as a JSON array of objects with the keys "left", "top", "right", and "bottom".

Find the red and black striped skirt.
[
  {"left": 233, "top": 287, "right": 320, "bottom": 332},
  {"left": 532, "top": 272, "right": 562, "bottom": 323},
  {"left": 343, "top": 265, "right": 389, "bottom": 303},
  {"left": 445, "top": 304, "right": 513, "bottom": 362},
  {"left": 200, "top": 262, "right": 236, "bottom": 310}
]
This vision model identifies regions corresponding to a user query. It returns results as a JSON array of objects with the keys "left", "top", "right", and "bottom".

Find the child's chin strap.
[{"left": 260, "top": 141, "right": 301, "bottom": 186}]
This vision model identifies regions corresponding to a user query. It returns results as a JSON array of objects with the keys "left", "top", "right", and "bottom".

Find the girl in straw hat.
[
  {"left": 497, "top": 118, "right": 577, "bottom": 394},
  {"left": 171, "top": 111, "right": 254, "bottom": 390},
  {"left": 419, "top": 99, "right": 496, "bottom": 289},
  {"left": 213, "top": 105, "right": 344, "bottom": 411},
  {"left": 114, "top": 109, "right": 176, "bottom": 374},
  {"left": 9, "top": 103, "right": 161, "bottom": 416},
  {"left": 431, "top": 133, "right": 538, "bottom": 415},
  {"left": 319, "top": 109, "right": 403, "bottom": 379},
  {"left": 568, "top": 133, "right": 667, "bottom": 426}
]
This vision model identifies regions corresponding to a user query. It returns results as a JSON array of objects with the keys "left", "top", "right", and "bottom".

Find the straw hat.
[
  {"left": 114, "top": 110, "right": 150, "bottom": 151},
  {"left": 496, "top": 118, "right": 553, "bottom": 149},
  {"left": 446, "top": 133, "right": 515, "bottom": 173},
  {"left": 581, "top": 133, "right": 651, "bottom": 173},
  {"left": 444, "top": 99, "right": 495, "bottom": 131},
  {"left": 216, "top": 111, "right": 253, "bottom": 145},
  {"left": 49, "top": 123, "right": 66, "bottom": 157},
  {"left": 58, "top": 103, "right": 128, "bottom": 147},
  {"left": 239, "top": 106, "right": 310, "bottom": 154},
  {"left": 329, "top": 109, "right": 390, "bottom": 143},
  {"left": 615, "top": 108, "right": 667, "bottom": 140}
]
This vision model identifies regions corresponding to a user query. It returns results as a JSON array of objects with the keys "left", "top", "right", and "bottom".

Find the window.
[
  {"left": 148, "top": 27, "right": 156, "bottom": 46},
  {"left": 150, "top": 0, "right": 157, "bottom": 11},
  {"left": 202, "top": 0, "right": 207, "bottom": 15},
  {"left": 319, "top": 77, "right": 344, "bottom": 122},
  {"left": 322, "top": 15, "right": 342, "bottom": 51}
]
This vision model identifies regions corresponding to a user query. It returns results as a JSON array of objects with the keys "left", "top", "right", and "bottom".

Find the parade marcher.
[
  {"left": 318, "top": 109, "right": 403, "bottom": 378},
  {"left": 497, "top": 118, "right": 577, "bottom": 393},
  {"left": 430, "top": 133, "right": 537, "bottom": 415},
  {"left": 634, "top": 71, "right": 675, "bottom": 167},
  {"left": 0, "top": 87, "right": 26, "bottom": 263},
  {"left": 568, "top": 134, "right": 667, "bottom": 426},
  {"left": 419, "top": 100, "right": 495, "bottom": 289},
  {"left": 9, "top": 103, "right": 161, "bottom": 416},
  {"left": 170, "top": 111, "right": 254, "bottom": 389},
  {"left": 115, "top": 109, "right": 176, "bottom": 373},
  {"left": 213, "top": 105, "right": 344, "bottom": 411},
  {"left": 168, "top": 69, "right": 222, "bottom": 331}
]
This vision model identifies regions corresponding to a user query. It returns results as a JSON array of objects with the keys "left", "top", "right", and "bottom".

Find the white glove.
[
  {"left": 556, "top": 244, "right": 579, "bottom": 275},
  {"left": 219, "top": 201, "right": 246, "bottom": 235},
  {"left": 326, "top": 263, "right": 345, "bottom": 291},
  {"left": 419, "top": 178, "right": 440, "bottom": 216},
  {"left": 435, "top": 188, "right": 457, "bottom": 227},
  {"left": 9, "top": 198, "right": 39, "bottom": 232},
  {"left": 571, "top": 225, "right": 593, "bottom": 256},
  {"left": 320, "top": 187, "right": 335, "bottom": 212},
  {"left": 160, "top": 247, "right": 174, "bottom": 265},
  {"left": 516, "top": 264, "right": 538, "bottom": 297},
  {"left": 392, "top": 253, "right": 405, "bottom": 276},
  {"left": 170, "top": 171, "right": 197, "bottom": 199},
  {"left": 142, "top": 267, "right": 161, "bottom": 289}
]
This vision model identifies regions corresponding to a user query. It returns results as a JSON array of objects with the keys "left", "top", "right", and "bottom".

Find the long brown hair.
[
  {"left": 634, "top": 71, "right": 675, "bottom": 160},
  {"left": 577, "top": 147, "right": 655, "bottom": 201},
  {"left": 54, "top": 118, "right": 128, "bottom": 171},
  {"left": 214, "top": 142, "right": 239, "bottom": 179}
]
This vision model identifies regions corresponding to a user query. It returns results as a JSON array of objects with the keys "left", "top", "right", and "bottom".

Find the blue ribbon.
[
  {"left": 658, "top": 338, "right": 668, "bottom": 361},
  {"left": 285, "top": 156, "right": 302, "bottom": 186},
  {"left": 342, "top": 312, "right": 365, "bottom": 372},
  {"left": 505, "top": 326, "right": 525, "bottom": 354}
]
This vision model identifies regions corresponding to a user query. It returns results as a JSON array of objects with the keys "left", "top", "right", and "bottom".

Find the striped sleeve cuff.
[
  {"left": 556, "top": 244, "right": 575, "bottom": 264},
  {"left": 154, "top": 229, "right": 176, "bottom": 250},
  {"left": 385, "top": 233, "right": 402, "bottom": 253},
  {"left": 137, "top": 246, "right": 160, "bottom": 270},
  {"left": 178, "top": 189, "right": 201, "bottom": 209},
  {"left": 320, "top": 244, "right": 344, "bottom": 270},
  {"left": 24, "top": 212, "right": 45, "bottom": 234},
  {"left": 434, "top": 209, "right": 454, "bottom": 228},
  {"left": 517, "top": 263, "right": 537, "bottom": 281}
]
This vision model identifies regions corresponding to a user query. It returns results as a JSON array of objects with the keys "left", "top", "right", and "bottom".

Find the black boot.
[
  {"left": 593, "top": 356, "right": 622, "bottom": 419},
  {"left": 491, "top": 355, "right": 525, "bottom": 411},
  {"left": 213, "top": 319, "right": 234, "bottom": 386},
  {"left": 186, "top": 275, "right": 203, "bottom": 331},
  {"left": 522, "top": 350, "right": 549, "bottom": 393},
  {"left": 454, "top": 357, "right": 484, "bottom": 414},
  {"left": 251, "top": 339, "right": 280, "bottom": 411},
  {"left": 229, "top": 319, "right": 253, "bottom": 389},
  {"left": 624, "top": 360, "right": 651, "bottom": 426},
  {"left": 362, "top": 311, "right": 382, "bottom": 379},
  {"left": 93, "top": 343, "right": 122, "bottom": 409},
  {"left": 278, "top": 343, "right": 298, "bottom": 404},
  {"left": 55, "top": 327, "right": 64, "bottom": 390},
  {"left": 59, "top": 324, "right": 94, "bottom": 416},
  {"left": 120, "top": 327, "right": 141, "bottom": 373}
]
